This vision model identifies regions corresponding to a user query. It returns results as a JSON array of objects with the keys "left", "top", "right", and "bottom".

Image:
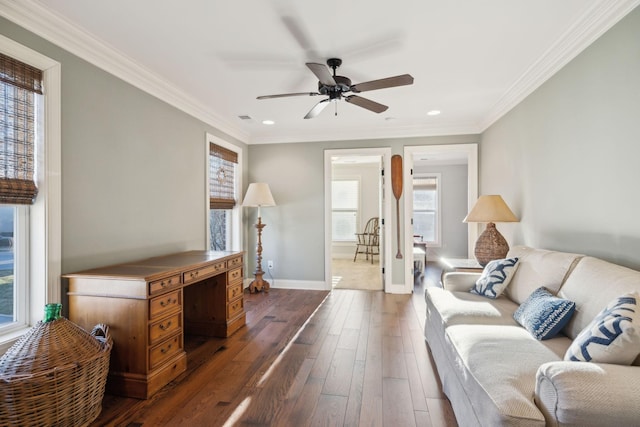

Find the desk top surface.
[{"left": 63, "top": 250, "right": 244, "bottom": 281}]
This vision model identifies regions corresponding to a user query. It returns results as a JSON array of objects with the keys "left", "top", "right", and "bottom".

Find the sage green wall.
[
  {"left": 247, "top": 135, "right": 478, "bottom": 286},
  {"left": 0, "top": 17, "right": 248, "bottom": 274},
  {"left": 480, "top": 6, "right": 640, "bottom": 269}
]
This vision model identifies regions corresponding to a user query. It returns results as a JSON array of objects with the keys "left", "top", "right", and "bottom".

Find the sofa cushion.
[
  {"left": 564, "top": 292, "right": 640, "bottom": 364},
  {"left": 470, "top": 257, "right": 519, "bottom": 299},
  {"left": 558, "top": 257, "right": 640, "bottom": 350},
  {"left": 514, "top": 287, "right": 575, "bottom": 340},
  {"left": 505, "top": 246, "right": 583, "bottom": 305},
  {"left": 426, "top": 287, "right": 520, "bottom": 328},
  {"left": 443, "top": 324, "right": 569, "bottom": 426}
]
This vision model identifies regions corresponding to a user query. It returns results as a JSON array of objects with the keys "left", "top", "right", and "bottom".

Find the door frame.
[
  {"left": 324, "top": 147, "right": 392, "bottom": 292},
  {"left": 403, "top": 144, "right": 478, "bottom": 293}
]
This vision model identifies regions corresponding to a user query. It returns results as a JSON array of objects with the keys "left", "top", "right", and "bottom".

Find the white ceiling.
[{"left": 2, "top": 1, "right": 638, "bottom": 144}]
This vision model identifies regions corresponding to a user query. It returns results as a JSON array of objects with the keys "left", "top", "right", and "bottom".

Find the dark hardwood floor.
[{"left": 92, "top": 262, "right": 455, "bottom": 426}]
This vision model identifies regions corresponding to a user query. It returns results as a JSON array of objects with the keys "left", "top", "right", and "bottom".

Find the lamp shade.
[
  {"left": 463, "top": 195, "right": 518, "bottom": 223},
  {"left": 242, "top": 183, "right": 276, "bottom": 207}
]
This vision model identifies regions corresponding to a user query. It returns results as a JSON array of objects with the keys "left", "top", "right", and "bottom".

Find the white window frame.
[
  {"left": 205, "top": 133, "right": 242, "bottom": 252},
  {"left": 331, "top": 176, "right": 361, "bottom": 243},
  {"left": 0, "top": 35, "right": 62, "bottom": 353},
  {"left": 412, "top": 173, "right": 441, "bottom": 246}
]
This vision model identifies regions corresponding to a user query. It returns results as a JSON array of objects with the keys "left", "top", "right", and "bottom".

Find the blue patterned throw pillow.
[
  {"left": 470, "top": 257, "right": 519, "bottom": 299},
  {"left": 514, "top": 287, "right": 575, "bottom": 340},
  {"left": 565, "top": 292, "right": 640, "bottom": 365}
]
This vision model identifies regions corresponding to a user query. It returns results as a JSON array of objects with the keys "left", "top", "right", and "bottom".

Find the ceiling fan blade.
[
  {"left": 304, "top": 99, "right": 330, "bottom": 119},
  {"left": 344, "top": 95, "right": 388, "bottom": 114},
  {"left": 306, "top": 63, "right": 337, "bottom": 86},
  {"left": 281, "top": 15, "right": 320, "bottom": 58},
  {"left": 350, "top": 74, "right": 414, "bottom": 93},
  {"left": 257, "top": 92, "right": 320, "bottom": 100}
]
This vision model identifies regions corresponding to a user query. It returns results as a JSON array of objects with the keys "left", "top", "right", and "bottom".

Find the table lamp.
[
  {"left": 242, "top": 183, "right": 276, "bottom": 293},
  {"left": 463, "top": 195, "right": 518, "bottom": 266}
]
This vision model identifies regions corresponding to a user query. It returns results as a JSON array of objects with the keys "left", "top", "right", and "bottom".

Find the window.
[
  {"left": 413, "top": 175, "right": 440, "bottom": 245},
  {"left": 207, "top": 136, "right": 241, "bottom": 251},
  {"left": 0, "top": 52, "right": 41, "bottom": 331},
  {"left": 332, "top": 179, "right": 359, "bottom": 241},
  {"left": 0, "top": 36, "right": 61, "bottom": 351}
]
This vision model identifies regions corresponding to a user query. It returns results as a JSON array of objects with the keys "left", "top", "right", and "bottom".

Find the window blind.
[
  {"left": 209, "top": 143, "right": 238, "bottom": 209},
  {"left": 0, "top": 53, "right": 42, "bottom": 205}
]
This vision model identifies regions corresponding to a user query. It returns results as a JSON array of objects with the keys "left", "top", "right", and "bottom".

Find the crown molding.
[
  {"left": 248, "top": 121, "right": 481, "bottom": 145},
  {"left": 479, "top": 0, "right": 640, "bottom": 132},
  {"left": 0, "top": 0, "right": 250, "bottom": 143}
]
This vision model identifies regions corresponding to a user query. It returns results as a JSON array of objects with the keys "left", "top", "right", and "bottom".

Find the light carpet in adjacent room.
[{"left": 332, "top": 258, "right": 382, "bottom": 290}]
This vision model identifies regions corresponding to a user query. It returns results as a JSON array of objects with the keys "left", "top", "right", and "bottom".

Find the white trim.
[
  {"left": 205, "top": 133, "right": 243, "bottom": 253},
  {"left": 0, "top": 35, "right": 61, "bottom": 353},
  {"left": 385, "top": 282, "right": 409, "bottom": 295},
  {"left": 265, "top": 279, "right": 327, "bottom": 291},
  {"left": 250, "top": 122, "right": 482, "bottom": 145},
  {"left": 325, "top": 148, "right": 392, "bottom": 293},
  {"left": 0, "top": 1, "right": 249, "bottom": 144},
  {"left": 479, "top": 0, "right": 640, "bottom": 132},
  {"left": 403, "top": 144, "right": 477, "bottom": 293}
]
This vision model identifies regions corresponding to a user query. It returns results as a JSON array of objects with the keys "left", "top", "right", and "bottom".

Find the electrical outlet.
[{"left": 267, "top": 260, "right": 274, "bottom": 270}]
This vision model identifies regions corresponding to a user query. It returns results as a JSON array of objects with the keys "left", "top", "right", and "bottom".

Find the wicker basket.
[{"left": 0, "top": 305, "right": 112, "bottom": 427}]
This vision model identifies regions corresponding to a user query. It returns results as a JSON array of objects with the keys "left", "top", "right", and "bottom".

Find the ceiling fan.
[{"left": 257, "top": 58, "right": 414, "bottom": 119}]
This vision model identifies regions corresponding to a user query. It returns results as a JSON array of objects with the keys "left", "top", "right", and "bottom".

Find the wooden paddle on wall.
[{"left": 391, "top": 154, "right": 403, "bottom": 259}]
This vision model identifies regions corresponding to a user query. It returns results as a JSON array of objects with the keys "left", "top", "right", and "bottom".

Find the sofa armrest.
[
  {"left": 441, "top": 272, "right": 481, "bottom": 292},
  {"left": 536, "top": 361, "right": 640, "bottom": 427}
]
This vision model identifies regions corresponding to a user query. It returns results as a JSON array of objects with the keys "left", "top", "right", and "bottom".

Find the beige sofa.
[{"left": 424, "top": 245, "right": 640, "bottom": 426}]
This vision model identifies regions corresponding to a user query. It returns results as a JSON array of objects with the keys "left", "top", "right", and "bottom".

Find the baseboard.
[
  {"left": 244, "top": 278, "right": 330, "bottom": 291},
  {"left": 385, "top": 282, "right": 411, "bottom": 294}
]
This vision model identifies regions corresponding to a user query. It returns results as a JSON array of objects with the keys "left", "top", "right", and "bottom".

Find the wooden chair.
[{"left": 353, "top": 217, "right": 380, "bottom": 263}]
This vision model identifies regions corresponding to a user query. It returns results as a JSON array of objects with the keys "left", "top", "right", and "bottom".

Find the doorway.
[
  {"left": 324, "top": 148, "right": 392, "bottom": 292},
  {"left": 403, "top": 144, "right": 478, "bottom": 292}
]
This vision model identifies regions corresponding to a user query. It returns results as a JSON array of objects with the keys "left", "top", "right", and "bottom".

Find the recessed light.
[
  {"left": 262, "top": 120, "right": 275, "bottom": 125},
  {"left": 427, "top": 110, "right": 441, "bottom": 116}
]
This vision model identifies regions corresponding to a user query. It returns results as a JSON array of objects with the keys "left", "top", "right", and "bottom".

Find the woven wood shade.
[
  {"left": 0, "top": 52, "right": 42, "bottom": 205},
  {"left": 209, "top": 143, "right": 237, "bottom": 209}
]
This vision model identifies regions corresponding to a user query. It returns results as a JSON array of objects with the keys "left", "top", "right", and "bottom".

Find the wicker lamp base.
[{"left": 474, "top": 222, "right": 509, "bottom": 266}]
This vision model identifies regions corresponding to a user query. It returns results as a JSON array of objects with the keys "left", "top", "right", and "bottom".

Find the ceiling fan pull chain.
[{"left": 335, "top": 102, "right": 338, "bottom": 117}]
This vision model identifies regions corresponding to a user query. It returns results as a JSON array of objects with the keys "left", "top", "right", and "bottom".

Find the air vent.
[{"left": 238, "top": 115, "right": 252, "bottom": 121}]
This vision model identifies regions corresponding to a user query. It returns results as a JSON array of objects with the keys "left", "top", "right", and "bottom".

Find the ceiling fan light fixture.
[{"left": 257, "top": 58, "right": 414, "bottom": 119}]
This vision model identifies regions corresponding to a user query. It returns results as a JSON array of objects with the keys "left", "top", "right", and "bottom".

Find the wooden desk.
[{"left": 64, "top": 250, "right": 245, "bottom": 399}]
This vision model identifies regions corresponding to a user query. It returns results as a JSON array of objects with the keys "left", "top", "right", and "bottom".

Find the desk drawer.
[
  {"left": 227, "top": 282, "right": 243, "bottom": 301},
  {"left": 183, "top": 261, "right": 226, "bottom": 284},
  {"left": 149, "top": 289, "right": 182, "bottom": 320},
  {"left": 228, "top": 255, "right": 243, "bottom": 269},
  {"left": 149, "top": 312, "right": 182, "bottom": 345},
  {"left": 149, "top": 334, "right": 183, "bottom": 370},
  {"left": 227, "top": 297, "right": 244, "bottom": 319},
  {"left": 228, "top": 267, "right": 243, "bottom": 285},
  {"left": 149, "top": 274, "right": 181, "bottom": 295}
]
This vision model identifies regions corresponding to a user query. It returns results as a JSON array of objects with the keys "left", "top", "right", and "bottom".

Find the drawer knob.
[
  {"left": 159, "top": 298, "right": 176, "bottom": 307},
  {"left": 160, "top": 343, "right": 173, "bottom": 354},
  {"left": 159, "top": 321, "right": 172, "bottom": 331}
]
